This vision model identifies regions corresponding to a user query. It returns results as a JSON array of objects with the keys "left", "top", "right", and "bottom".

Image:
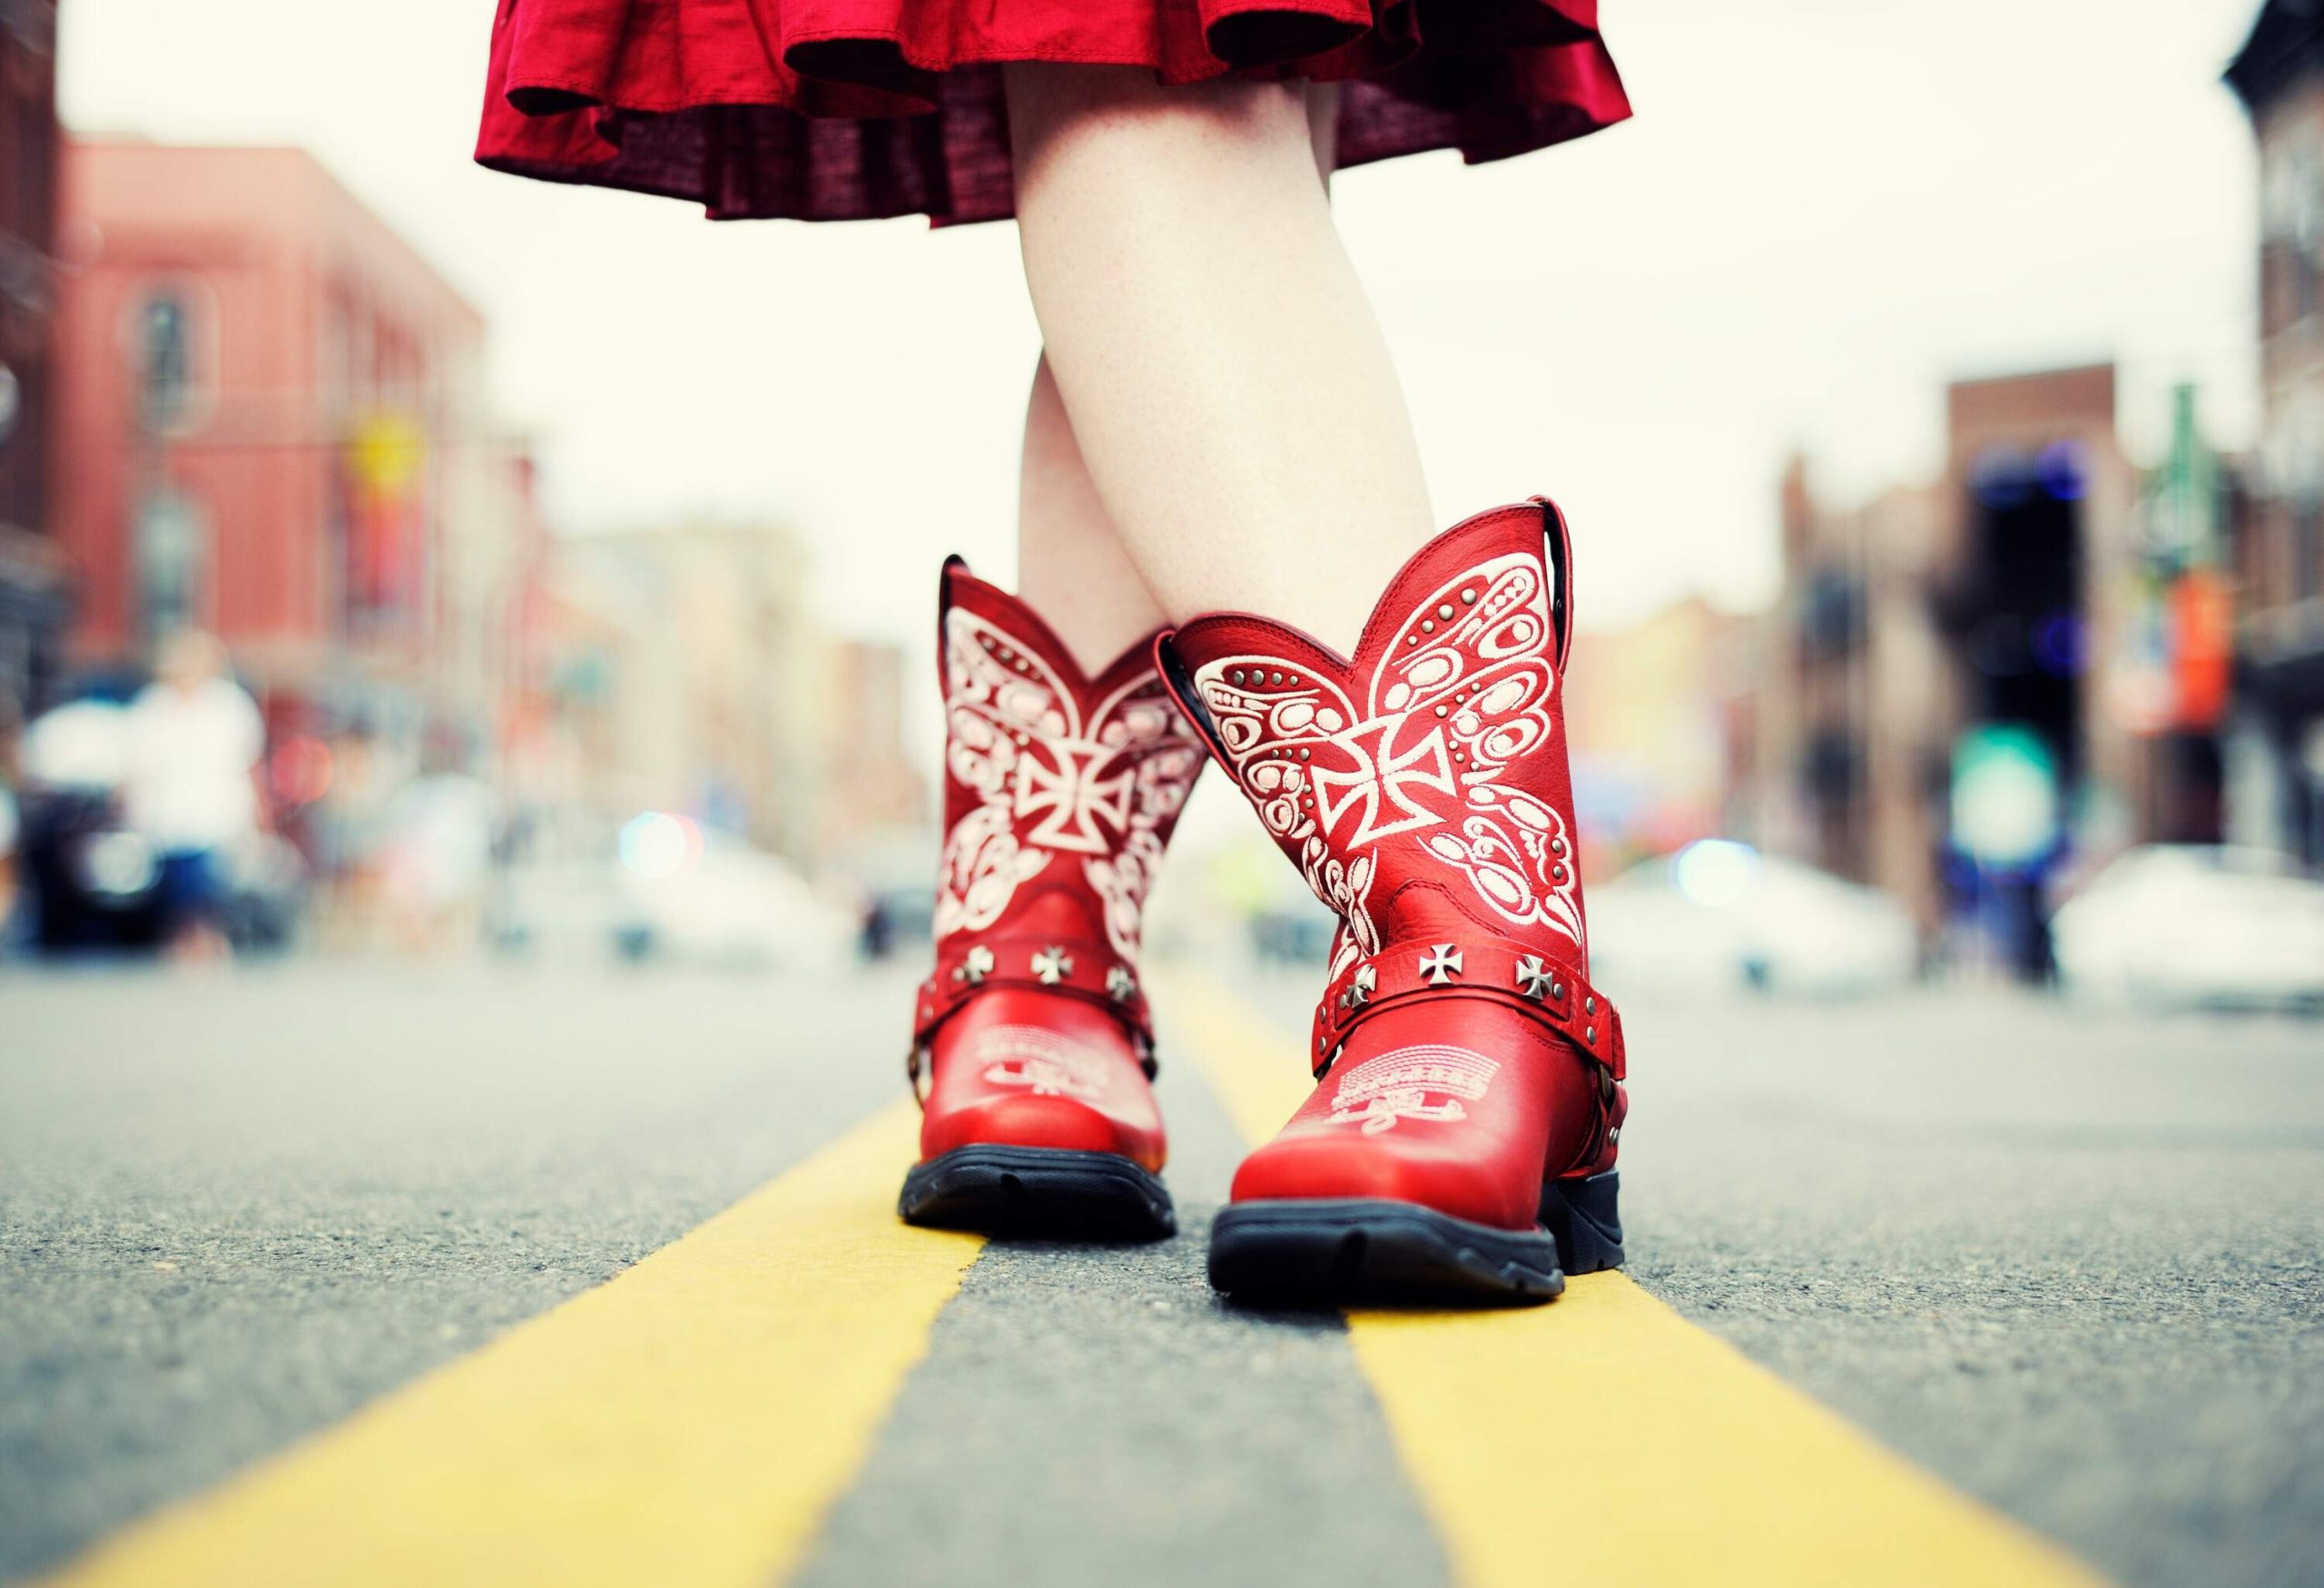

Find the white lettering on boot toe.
[
  {"left": 1324, "top": 1044, "right": 1500, "bottom": 1135},
  {"left": 977, "top": 1025, "right": 1110, "bottom": 1101}
]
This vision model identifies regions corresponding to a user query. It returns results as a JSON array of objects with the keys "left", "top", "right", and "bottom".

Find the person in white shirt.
[{"left": 122, "top": 630, "right": 265, "bottom": 960}]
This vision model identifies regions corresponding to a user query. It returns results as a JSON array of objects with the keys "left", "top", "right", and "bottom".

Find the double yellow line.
[{"left": 42, "top": 979, "right": 2107, "bottom": 1588}]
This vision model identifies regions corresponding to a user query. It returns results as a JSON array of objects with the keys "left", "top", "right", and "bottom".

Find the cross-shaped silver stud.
[
  {"left": 1345, "top": 963, "right": 1377, "bottom": 1007},
  {"left": 1107, "top": 965, "right": 1137, "bottom": 1002},
  {"left": 1514, "top": 955, "right": 1556, "bottom": 1001},
  {"left": 1031, "top": 946, "right": 1073, "bottom": 986},
  {"left": 954, "top": 944, "right": 995, "bottom": 985},
  {"left": 1418, "top": 944, "right": 1463, "bottom": 985}
]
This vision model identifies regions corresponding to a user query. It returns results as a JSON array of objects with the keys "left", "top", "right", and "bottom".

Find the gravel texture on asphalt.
[
  {"left": 1240, "top": 971, "right": 2324, "bottom": 1588},
  {"left": 794, "top": 1065, "right": 1447, "bottom": 1588},
  {"left": 0, "top": 959, "right": 901, "bottom": 1581},
  {"left": 5, "top": 959, "right": 2321, "bottom": 1588}
]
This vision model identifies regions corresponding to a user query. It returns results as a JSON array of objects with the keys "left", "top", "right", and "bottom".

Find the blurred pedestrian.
[
  {"left": 379, "top": 734, "right": 496, "bottom": 955},
  {"left": 122, "top": 630, "right": 265, "bottom": 964},
  {"left": 310, "top": 725, "right": 394, "bottom": 951},
  {"left": 477, "top": 5, "right": 1633, "bottom": 1304}
]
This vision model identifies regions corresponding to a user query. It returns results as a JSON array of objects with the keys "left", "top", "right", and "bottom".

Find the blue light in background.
[
  {"left": 2032, "top": 611, "right": 2086, "bottom": 676},
  {"left": 2036, "top": 440, "right": 2088, "bottom": 500}
]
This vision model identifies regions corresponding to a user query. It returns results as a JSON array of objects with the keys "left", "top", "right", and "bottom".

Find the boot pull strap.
[
  {"left": 1310, "top": 934, "right": 1625, "bottom": 1082},
  {"left": 934, "top": 555, "right": 969, "bottom": 695},
  {"left": 1531, "top": 496, "right": 1576, "bottom": 675},
  {"left": 1152, "top": 631, "right": 1236, "bottom": 778}
]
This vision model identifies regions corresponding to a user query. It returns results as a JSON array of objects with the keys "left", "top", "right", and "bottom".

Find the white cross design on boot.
[{"left": 1307, "top": 719, "right": 1457, "bottom": 848}]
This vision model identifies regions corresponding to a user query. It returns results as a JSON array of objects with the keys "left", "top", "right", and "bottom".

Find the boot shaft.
[
  {"left": 1158, "top": 500, "right": 1593, "bottom": 986},
  {"left": 918, "top": 560, "right": 1205, "bottom": 1053}
]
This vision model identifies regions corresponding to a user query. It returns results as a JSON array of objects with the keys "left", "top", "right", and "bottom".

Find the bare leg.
[
  {"left": 1014, "top": 84, "right": 1344, "bottom": 666},
  {"left": 1005, "top": 65, "right": 1433, "bottom": 656},
  {"left": 1016, "top": 354, "right": 1167, "bottom": 672}
]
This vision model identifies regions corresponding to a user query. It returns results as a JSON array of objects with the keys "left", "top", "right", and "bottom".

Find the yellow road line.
[
  {"left": 43, "top": 1099, "right": 980, "bottom": 1588},
  {"left": 1170, "top": 974, "right": 2110, "bottom": 1588}
]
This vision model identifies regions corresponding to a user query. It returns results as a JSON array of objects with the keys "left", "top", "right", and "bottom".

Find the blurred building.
[
  {"left": 0, "top": 0, "right": 67, "bottom": 717},
  {"left": 541, "top": 521, "right": 923, "bottom": 871},
  {"left": 1756, "top": 460, "right": 1953, "bottom": 926},
  {"left": 823, "top": 637, "right": 924, "bottom": 859},
  {"left": 2227, "top": 2, "right": 2324, "bottom": 862},
  {"left": 1564, "top": 597, "right": 1758, "bottom": 875},
  {"left": 1757, "top": 365, "right": 2147, "bottom": 944},
  {"left": 50, "top": 141, "right": 533, "bottom": 763}
]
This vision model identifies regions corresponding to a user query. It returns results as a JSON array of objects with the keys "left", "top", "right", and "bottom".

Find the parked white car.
[
  {"left": 610, "top": 814, "right": 852, "bottom": 972},
  {"left": 1588, "top": 841, "right": 1921, "bottom": 998},
  {"left": 2052, "top": 845, "right": 2324, "bottom": 1012}
]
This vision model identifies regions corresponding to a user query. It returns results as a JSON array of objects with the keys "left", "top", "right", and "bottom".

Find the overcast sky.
[{"left": 63, "top": 0, "right": 2265, "bottom": 647}]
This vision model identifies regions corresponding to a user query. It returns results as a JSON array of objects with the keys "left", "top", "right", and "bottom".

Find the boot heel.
[{"left": 1538, "top": 1170, "right": 1625, "bottom": 1274}]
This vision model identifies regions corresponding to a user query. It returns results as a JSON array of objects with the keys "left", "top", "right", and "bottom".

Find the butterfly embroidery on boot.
[
  {"left": 938, "top": 608, "right": 1204, "bottom": 959},
  {"left": 1190, "top": 551, "right": 1586, "bottom": 972}
]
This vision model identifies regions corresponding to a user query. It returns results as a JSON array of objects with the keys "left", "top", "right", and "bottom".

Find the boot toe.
[
  {"left": 922, "top": 1093, "right": 1163, "bottom": 1169},
  {"left": 1228, "top": 1134, "right": 1535, "bottom": 1231}
]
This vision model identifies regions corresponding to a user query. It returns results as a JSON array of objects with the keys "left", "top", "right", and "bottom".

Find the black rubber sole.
[
  {"left": 1207, "top": 1171, "right": 1625, "bottom": 1306},
  {"left": 1539, "top": 1170, "right": 1627, "bottom": 1276},
  {"left": 898, "top": 1144, "right": 1176, "bottom": 1240}
]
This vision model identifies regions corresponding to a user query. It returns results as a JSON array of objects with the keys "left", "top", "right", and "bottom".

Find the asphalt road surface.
[{"left": 2, "top": 955, "right": 2319, "bottom": 1587}]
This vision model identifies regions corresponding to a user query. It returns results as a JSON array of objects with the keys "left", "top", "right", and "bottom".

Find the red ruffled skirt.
[{"left": 475, "top": 0, "right": 1629, "bottom": 223}]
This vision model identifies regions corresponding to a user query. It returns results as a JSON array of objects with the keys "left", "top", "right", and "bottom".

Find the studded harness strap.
[
  {"left": 1308, "top": 934, "right": 1625, "bottom": 1082},
  {"left": 908, "top": 933, "right": 1157, "bottom": 1103}
]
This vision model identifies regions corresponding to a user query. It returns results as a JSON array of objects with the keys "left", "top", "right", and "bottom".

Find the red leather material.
[
  {"left": 1229, "top": 1001, "right": 1596, "bottom": 1229},
  {"left": 1162, "top": 498, "right": 1626, "bottom": 1230},
  {"left": 911, "top": 560, "right": 1204, "bottom": 1172},
  {"left": 919, "top": 987, "right": 1170, "bottom": 1170}
]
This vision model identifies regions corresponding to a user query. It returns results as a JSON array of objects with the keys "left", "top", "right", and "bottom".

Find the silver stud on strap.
[
  {"left": 955, "top": 944, "right": 995, "bottom": 985},
  {"left": 1107, "top": 965, "right": 1137, "bottom": 1002},
  {"left": 1514, "top": 955, "right": 1555, "bottom": 1001},
  {"left": 1031, "top": 946, "right": 1073, "bottom": 985},
  {"left": 1346, "top": 963, "right": 1377, "bottom": 1007},
  {"left": 1419, "top": 944, "right": 1463, "bottom": 985}
]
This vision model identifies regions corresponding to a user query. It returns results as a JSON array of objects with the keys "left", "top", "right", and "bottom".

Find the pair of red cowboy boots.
[{"left": 900, "top": 499, "right": 1628, "bottom": 1303}]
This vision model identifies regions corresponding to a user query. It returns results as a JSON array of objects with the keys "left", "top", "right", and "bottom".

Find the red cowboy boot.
[
  {"left": 901, "top": 558, "right": 1206, "bottom": 1238},
  {"left": 1158, "top": 498, "right": 1627, "bottom": 1301}
]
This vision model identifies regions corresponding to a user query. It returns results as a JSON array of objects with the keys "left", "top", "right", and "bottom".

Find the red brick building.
[
  {"left": 0, "top": 0, "right": 65, "bottom": 716},
  {"left": 52, "top": 142, "right": 527, "bottom": 747}
]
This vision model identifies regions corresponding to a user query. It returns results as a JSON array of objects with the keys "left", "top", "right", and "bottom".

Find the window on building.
[
  {"left": 2264, "top": 141, "right": 2324, "bottom": 330},
  {"left": 137, "top": 489, "right": 208, "bottom": 639},
  {"left": 136, "top": 289, "right": 198, "bottom": 432}
]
